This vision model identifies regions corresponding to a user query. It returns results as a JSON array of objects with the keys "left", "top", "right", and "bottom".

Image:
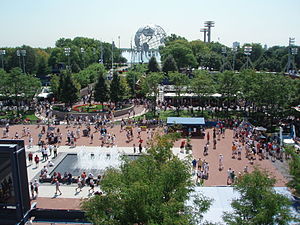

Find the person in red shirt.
[
  {"left": 28, "top": 152, "right": 33, "bottom": 165},
  {"left": 34, "top": 155, "right": 39, "bottom": 168}
]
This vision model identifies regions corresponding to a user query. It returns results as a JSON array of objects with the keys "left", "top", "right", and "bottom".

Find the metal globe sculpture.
[{"left": 134, "top": 24, "right": 167, "bottom": 52}]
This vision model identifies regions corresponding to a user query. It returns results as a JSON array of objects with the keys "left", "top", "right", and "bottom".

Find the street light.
[
  {"left": 64, "top": 48, "right": 71, "bottom": 70},
  {"left": 285, "top": 37, "right": 298, "bottom": 74},
  {"left": 241, "top": 46, "right": 253, "bottom": 70},
  {"left": 16, "top": 50, "right": 21, "bottom": 69},
  {"left": 20, "top": 49, "right": 26, "bottom": 73},
  {"left": 0, "top": 49, "right": 5, "bottom": 69},
  {"left": 80, "top": 47, "right": 85, "bottom": 69},
  {"left": 232, "top": 42, "right": 239, "bottom": 71}
]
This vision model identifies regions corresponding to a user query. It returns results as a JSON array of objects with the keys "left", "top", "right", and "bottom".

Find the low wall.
[{"left": 52, "top": 104, "right": 134, "bottom": 120}]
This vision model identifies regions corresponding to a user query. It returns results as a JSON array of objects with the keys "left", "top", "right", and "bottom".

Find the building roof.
[{"left": 167, "top": 117, "right": 205, "bottom": 125}]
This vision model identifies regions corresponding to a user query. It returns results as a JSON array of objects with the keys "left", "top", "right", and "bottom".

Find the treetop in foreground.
[
  {"left": 223, "top": 168, "right": 294, "bottom": 225},
  {"left": 82, "top": 133, "right": 212, "bottom": 225}
]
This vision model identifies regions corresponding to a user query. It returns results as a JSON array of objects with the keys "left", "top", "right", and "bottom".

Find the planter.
[{"left": 140, "top": 126, "right": 147, "bottom": 131}]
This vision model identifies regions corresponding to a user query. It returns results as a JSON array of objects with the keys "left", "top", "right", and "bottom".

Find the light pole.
[
  {"left": 284, "top": 37, "right": 298, "bottom": 74},
  {"left": 0, "top": 50, "right": 5, "bottom": 69},
  {"left": 220, "top": 46, "right": 232, "bottom": 72},
  {"left": 242, "top": 46, "right": 253, "bottom": 70},
  {"left": 80, "top": 47, "right": 85, "bottom": 69},
  {"left": 64, "top": 48, "right": 71, "bottom": 71},
  {"left": 232, "top": 42, "right": 239, "bottom": 71},
  {"left": 99, "top": 41, "right": 104, "bottom": 64},
  {"left": 111, "top": 41, "right": 114, "bottom": 72},
  {"left": 20, "top": 50, "right": 26, "bottom": 73},
  {"left": 16, "top": 50, "right": 21, "bottom": 69}
]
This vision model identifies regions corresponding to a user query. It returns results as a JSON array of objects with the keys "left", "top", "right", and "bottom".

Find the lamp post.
[
  {"left": 80, "top": 47, "right": 85, "bottom": 69},
  {"left": 20, "top": 50, "right": 26, "bottom": 73},
  {"left": 243, "top": 46, "right": 252, "bottom": 69},
  {"left": 64, "top": 48, "right": 71, "bottom": 71},
  {"left": 0, "top": 49, "right": 5, "bottom": 69},
  {"left": 232, "top": 42, "right": 239, "bottom": 71},
  {"left": 16, "top": 50, "right": 21, "bottom": 69},
  {"left": 285, "top": 38, "right": 298, "bottom": 74}
]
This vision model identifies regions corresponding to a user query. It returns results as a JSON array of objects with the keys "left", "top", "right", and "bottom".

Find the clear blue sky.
[{"left": 1, "top": 0, "right": 299, "bottom": 48}]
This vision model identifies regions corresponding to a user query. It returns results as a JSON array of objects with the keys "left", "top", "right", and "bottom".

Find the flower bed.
[{"left": 72, "top": 104, "right": 109, "bottom": 113}]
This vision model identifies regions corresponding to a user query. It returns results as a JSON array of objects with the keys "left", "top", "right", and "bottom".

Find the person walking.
[
  {"left": 30, "top": 182, "right": 34, "bottom": 199},
  {"left": 54, "top": 179, "right": 62, "bottom": 195},
  {"left": 33, "top": 179, "right": 39, "bottom": 198}
]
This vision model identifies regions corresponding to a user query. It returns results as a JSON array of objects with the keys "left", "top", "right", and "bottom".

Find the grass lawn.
[{"left": 0, "top": 111, "right": 38, "bottom": 122}]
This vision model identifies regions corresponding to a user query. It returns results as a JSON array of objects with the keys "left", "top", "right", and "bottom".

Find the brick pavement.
[{"left": 3, "top": 122, "right": 288, "bottom": 212}]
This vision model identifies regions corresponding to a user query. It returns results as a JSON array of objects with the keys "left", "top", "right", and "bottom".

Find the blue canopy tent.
[
  {"left": 167, "top": 117, "right": 205, "bottom": 125},
  {"left": 167, "top": 117, "right": 205, "bottom": 136}
]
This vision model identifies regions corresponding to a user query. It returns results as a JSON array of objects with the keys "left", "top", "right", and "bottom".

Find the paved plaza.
[{"left": 2, "top": 116, "right": 288, "bottom": 211}]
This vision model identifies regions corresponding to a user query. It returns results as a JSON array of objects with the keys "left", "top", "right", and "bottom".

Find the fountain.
[
  {"left": 50, "top": 146, "right": 139, "bottom": 177},
  {"left": 74, "top": 146, "right": 122, "bottom": 172}
]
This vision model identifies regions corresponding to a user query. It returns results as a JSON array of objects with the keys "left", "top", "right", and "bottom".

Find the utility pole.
[{"left": 204, "top": 21, "right": 215, "bottom": 43}]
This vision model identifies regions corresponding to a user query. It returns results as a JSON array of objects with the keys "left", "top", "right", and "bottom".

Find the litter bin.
[{"left": 83, "top": 129, "right": 89, "bottom": 137}]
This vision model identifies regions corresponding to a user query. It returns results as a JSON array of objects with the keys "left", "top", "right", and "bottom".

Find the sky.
[{"left": 1, "top": 0, "right": 299, "bottom": 48}]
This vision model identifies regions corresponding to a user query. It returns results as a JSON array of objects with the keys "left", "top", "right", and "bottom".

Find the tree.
[
  {"left": 82, "top": 133, "right": 212, "bottom": 225},
  {"left": 223, "top": 168, "right": 293, "bottom": 225},
  {"left": 160, "top": 40, "right": 197, "bottom": 69},
  {"left": 191, "top": 71, "right": 215, "bottom": 114},
  {"left": 141, "top": 72, "right": 164, "bottom": 115},
  {"left": 169, "top": 72, "right": 190, "bottom": 116},
  {"left": 162, "top": 54, "right": 178, "bottom": 73},
  {"left": 148, "top": 56, "right": 160, "bottom": 72},
  {"left": 4, "top": 68, "right": 41, "bottom": 112},
  {"left": 217, "top": 71, "right": 240, "bottom": 113},
  {"left": 50, "top": 74, "right": 60, "bottom": 99},
  {"left": 126, "top": 71, "right": 142, "bottom": 97},
  {"left": 94, "top": 70, "right": 109, "bottom": 109},
  {"left": 110, "top": 72, "right": 122, "bottom": 105},
  {"left": 58, "top": 71, "right": 79, "bottom": 106}
]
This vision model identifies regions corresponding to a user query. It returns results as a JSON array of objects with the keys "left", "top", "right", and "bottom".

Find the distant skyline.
[{"left": 1, "top": 0, "right": 299, "bottom": 48}]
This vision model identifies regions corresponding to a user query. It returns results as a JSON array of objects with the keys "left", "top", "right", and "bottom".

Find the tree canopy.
[
  {"left": 82, "top": 133, "right": 212, "bottom": 225},
  {"left": 223, "top": 168, "right": 293, "bottom": 225}
]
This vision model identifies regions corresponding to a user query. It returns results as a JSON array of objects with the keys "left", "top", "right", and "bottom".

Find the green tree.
[
  {"left": 50, "top": 74, "right": 60, "bottom": 99},
  {"left": 217, "top": 71, "right": 240, "bottom": 113},
  {"left": 148, "top": 56, "right": 160, "bottom": 72},
  {"left": 141, "top": 72, "right": 164, "bottom": 115},
  {"left": 94, "top": 70, "right": 109, "bottom": 109},
  {"left": 285, "top": 146, "right": 300, "bottom": 196},
  {"left": 110, "top": 72, "right": 122, "bottom": 105},
  {"left": 162, "top": 54, "right": 178, "bottom": 73},
  {"left": 191, "top": 71, "right": 215, "bottom": 114},
  {"left": 0, "top": 68, "right": 41, "bottom": 112},
  {"left": 82, "top": 133, "right": 211, "bottom": 225},
  {"left": 160, "top": 40, "right": 197, "bottom": 69},
  {"left": 223, "top": 168, "right": 293, "bottom": 225},
  {"left": 169, "top": 72, "right": 190, "bottom": 116},
  {"left": 126, "top": 71, "right": 142, "bottom": 97},
  {"left": 59, "top": 71, "right": 79, "bottom": 106}
]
